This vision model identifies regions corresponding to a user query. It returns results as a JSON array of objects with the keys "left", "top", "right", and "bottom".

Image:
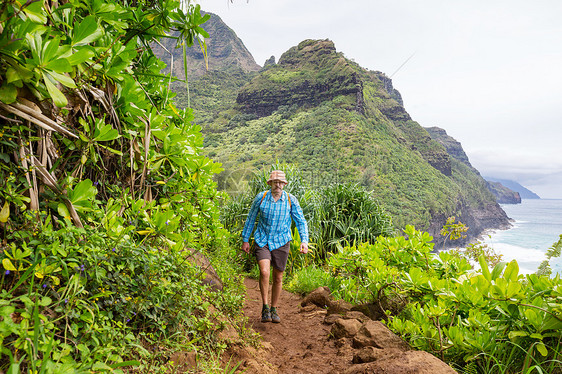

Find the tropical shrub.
[
  {"left": 311, "top": 182, "right": 394, "bottom": 258},
  {"left": 327, "top": 226, "right": 562, "bottom": 373},
  {"left": 0, "top": 0, "right": 244, "bottom": 371}
]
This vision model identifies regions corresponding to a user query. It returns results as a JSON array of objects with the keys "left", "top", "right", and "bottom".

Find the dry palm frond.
[{"left": 0, "top": 101, "right": 78, "bottom": 139}]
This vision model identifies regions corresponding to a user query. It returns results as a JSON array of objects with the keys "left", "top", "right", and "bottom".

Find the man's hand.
[
  {"left": 241, "top": 242, "right": 250, "bottom": 254},
  {"left": 299, "top": 242, "right": 309, "bottom": 254}
]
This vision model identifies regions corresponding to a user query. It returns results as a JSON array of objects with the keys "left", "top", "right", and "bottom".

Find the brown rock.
[
  {"left": 351, "top": 303, "right": 385, "bottom": 320},
  {"left": 185, "top": 248, "right": 223, "bottom": 291},
  {"left": 346, "top": 350, "right": 458, "bottom": 374},
  {"left": 327, "top": 299, "right": 353, "bottom": 315},
  {"left": 352, "top": 320, "right": 410, "bottom": 350},
  {"left": 344, "top": 310, "right": 371, "bottom": 323},
  {"left": 352, "top": 346, "right": 383, "bottom": 364},
  {"left": 331, "top": 318, "right": 362, "bottom": 339},
  {"left": 301, "top": 286, "right": 332, "bottom": 308},
  {"left": 324, "top": 313, "right": 342, "bottom": 325}
]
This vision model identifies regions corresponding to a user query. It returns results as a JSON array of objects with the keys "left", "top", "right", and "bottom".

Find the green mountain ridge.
[{"left": 174, "top": 14, "right": 510, "bottom": 245}]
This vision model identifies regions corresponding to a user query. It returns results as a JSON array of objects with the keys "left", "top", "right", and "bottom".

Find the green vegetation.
[
  {"left": 225, "top": 163, "right": 561, "bottom": 374},
  {"left": 2, "top": 2, "right": 558, "bottom": 372},
  {"left": 0, "top": 0, "right": 247, "bottom": 372},
  {"left": 283, "top": 225, "right": 562, "bottom": 374},
  {"left": 191, "top": 39, "right": 500, "bottom": 236},
  {"left": 221, "top": 162, "right": 394, "bottom": 261}
]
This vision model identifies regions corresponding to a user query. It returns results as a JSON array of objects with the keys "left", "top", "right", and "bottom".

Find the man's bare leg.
[
  {"left": 258, "top": 259, "right": 271, "bottom": 306},
  {"left": 271, "top": 267, "right": 283, "bottom": 307}
]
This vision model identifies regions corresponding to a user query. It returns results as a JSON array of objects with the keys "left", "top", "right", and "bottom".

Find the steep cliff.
[
  {"left": 486, "top": 181, "right": 522, "bottom": 204},
  {"left": 152, "top": 12, "right": 260, "bottom": 80},
  {"left": 425, "top": 126, "right": 473, "bottom": 168},
  {"left": 192, "top": 38, "right": 510, "bottom": 245},
  {"left": 236, "top": 40, "right": 363, "bottom": 117}
]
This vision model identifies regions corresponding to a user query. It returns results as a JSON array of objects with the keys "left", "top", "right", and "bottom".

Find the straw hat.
[{"left": 267, "top": 170, "right": 288, "bottom": 185}]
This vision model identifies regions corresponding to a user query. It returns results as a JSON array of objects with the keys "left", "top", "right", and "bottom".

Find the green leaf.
[
  {"left": 6, "top": 68, "right": 22, "bottom": 84},
  {"left": 66, "top": 47, "right": 95, "bottom": 65},
  {"left": 57, "top": 203, "right": 70, "bottom": 219},
  {"left": 490, "top": 261, "right": 506, "bottom": 280},
  {"left": 22, "top": 0, "right": 47, "bottom": 24},
  {"left": 0, "top": 201, "right": 9, "bottom": 223},
  {"left": 68, "top": 179, "right": 97, "bottom": 211},
  {"left": 506, "top": 281, "right": 521, "bottom": 299},
  {"left": 109, "top": 360, "right": 140, "bottom": 369},
  {"left": 39, "top": 296, "right": 52, "bottom": 306},
  {"left": 503, "top": 260, "right": 519, "bottom": 282},
  {"left": 536, "top": 342, "right": 548, "bottom": 357},
  {"left": 2, "top": 259, "right": 17, "bottom": 271},
  {"left": 45, "top": 58, "right": 72, "bottom": 73},
  {"left": 42, "top": 38, "right": 61, "bottom": 63},
  {"left": 42, "top": 72, "right": 67, "bottom": 107},
  {"left": 48, "top": 70, "right": 76, "bottom": 88},
  {"left": 91, "top": 362, "right": 113, "bottom": 371},
  {"left": 479, "top": 255, "right": 491, "bottom": 281},
  {"left": 73, "top": 16, "right": 104, "bottom": 46},
  {"left": 508, "top": 330, "right": 528, "bottom": 340},
  {"left": 94, "top": 124, "right": 120, "bottom": 141},
  {"left": 0, "top": 83, "right": 17, "bottom": 104}
]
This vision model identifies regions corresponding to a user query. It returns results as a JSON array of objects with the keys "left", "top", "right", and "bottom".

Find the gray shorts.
[{"left": 254, "top": 242, "right": 291, "bottom": 272}]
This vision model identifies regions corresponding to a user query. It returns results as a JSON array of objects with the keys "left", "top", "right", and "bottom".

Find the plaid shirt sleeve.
[
  {"left": 289, "top": 193, "right": 309, "bottom": 243},
  {"left": 241, "top": 192, "right": 263, "bottom": 242}
]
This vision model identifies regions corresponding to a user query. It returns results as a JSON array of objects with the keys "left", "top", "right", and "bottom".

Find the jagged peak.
[{"left": 278, "top": 39, "right": 342, "bottom": 68}]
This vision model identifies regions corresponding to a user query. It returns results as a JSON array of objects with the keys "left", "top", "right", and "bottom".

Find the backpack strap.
[{"left": 260, "top": 191, "right": 268, "bottom": 204}]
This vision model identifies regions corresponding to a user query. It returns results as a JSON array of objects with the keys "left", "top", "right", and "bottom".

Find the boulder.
[
  {"left": 352, "top": 321, "right": 410, "bottom": 350},
  {"left": 346, "top": 350, "right": 458, "bottom": 374},
  {"left": 352, "top": 346, "right": 385, "bottom": 364},
  {"left": 324, "top": 313, "right": 342, "bottom": 325},
  {"left": 350, "top": 303, "right": 385, "bottom": 320},
  {"left": 301, "top": 286, "right": 332, "bottom": 308},
  {"left": 345, "top": 310, "right": 371, "bottom": 323},
  {"left": 327, "top": 299, "right": 353, "bottom": 315},
  {"left": 330, "top": 318, "right": 362, "bottom": 339}
]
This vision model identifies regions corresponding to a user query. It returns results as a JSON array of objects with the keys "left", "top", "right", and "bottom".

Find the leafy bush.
[
  {"left": 285, "top": 265, "right": 337, "bottom": 296},
  {"left": 0, "top": 212, "right": 246, "bottom": 372},
  {"left": 327, "top": 226, "right": 562, "bottom": 373},
  {"left": 0, "top": 0, "right": 246, "bottom": 372},
  {"left": 310, "top": 182, "right": 394, "bottom": 258}
]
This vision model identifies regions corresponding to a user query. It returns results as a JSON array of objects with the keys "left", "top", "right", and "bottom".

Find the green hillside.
[{"left": 187, "top": 38, "right": 509, "bottom": 242}]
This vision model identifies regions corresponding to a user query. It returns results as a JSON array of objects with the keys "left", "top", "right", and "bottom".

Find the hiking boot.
[
  {"left": 270, "top": 307, "right": 281, "bottom": 323},
  {"left": 261, "top": 306, "right": 272, "bottom": 323}
]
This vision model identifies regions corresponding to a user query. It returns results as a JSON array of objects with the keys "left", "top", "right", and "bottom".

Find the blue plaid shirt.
[{"left": 242, "top": 190, "right": 309, "bottom": 251}]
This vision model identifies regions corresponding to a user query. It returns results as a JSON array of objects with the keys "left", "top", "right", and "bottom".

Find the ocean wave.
[{"left": 488, "top": 242, "right": 547, "bottom": 263}]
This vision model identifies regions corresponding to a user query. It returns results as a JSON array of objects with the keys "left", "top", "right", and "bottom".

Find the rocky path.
[
  {"left": 224, "top": 278, "right": 458, "bottom": 374},
  {"left": 240, "top": 278, "right": 350, "bottom": 374}
]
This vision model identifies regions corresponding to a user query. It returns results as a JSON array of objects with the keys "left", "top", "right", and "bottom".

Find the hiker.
[{"left": 241, "top": 170, "right": 309, "bottom": 323}]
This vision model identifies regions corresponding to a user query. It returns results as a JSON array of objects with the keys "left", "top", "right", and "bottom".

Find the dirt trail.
[{"left": 242, "top": 278, "right": 353, "bottom": 373}]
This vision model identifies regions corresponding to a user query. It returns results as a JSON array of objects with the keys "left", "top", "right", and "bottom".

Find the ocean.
[{"left": 483, "top": 199, "right": 562, "bottom": 276}]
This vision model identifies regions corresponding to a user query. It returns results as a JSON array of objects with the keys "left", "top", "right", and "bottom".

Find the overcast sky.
[{"left": 199, "top": 0, "right": 562, "bottom": 198}]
